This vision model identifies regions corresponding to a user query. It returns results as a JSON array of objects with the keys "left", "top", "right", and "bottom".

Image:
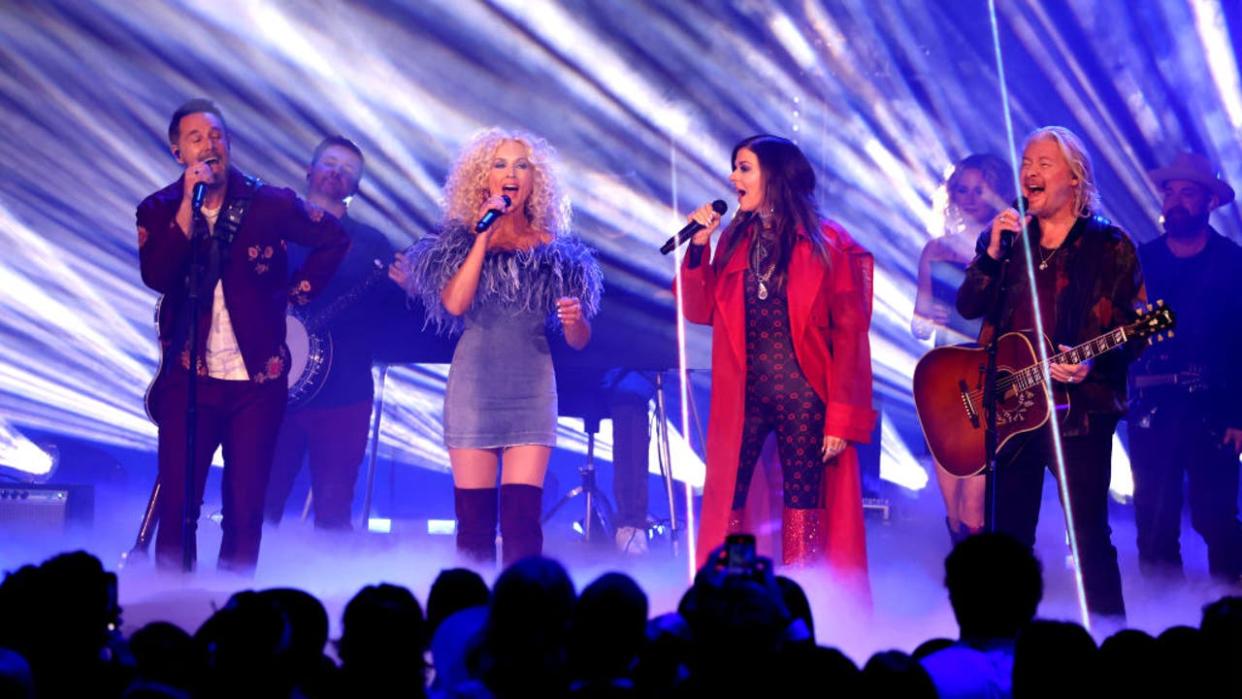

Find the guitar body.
[
  {"left": 143, "top": 297, "right": 166, "bottom": 423},
  {"left": 914, "top": 331, "right": 1069, "bottom": 477}
]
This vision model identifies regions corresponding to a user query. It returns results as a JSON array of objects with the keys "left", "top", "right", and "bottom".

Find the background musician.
[
  {"left": 1128, "top": 153, "right": 1242, "bottom": 583},
  {"left": 263, "top": 136, "right": 423, "bottom": 531},
  {"left": 913, "top": 153, "right": 1012, "bottom": 545}
]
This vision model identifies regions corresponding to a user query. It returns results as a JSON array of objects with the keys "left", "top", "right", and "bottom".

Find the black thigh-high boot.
[
  {"left": 500, "top": 483, "right": 544, "bottom": 567},
  {"left": 454, "top": 487, "right": 498, "bottom": 565}
]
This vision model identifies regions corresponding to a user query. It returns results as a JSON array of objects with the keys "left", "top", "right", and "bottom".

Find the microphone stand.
[
  {"left": 181, "top": 200, "right": 208, "bottom": 572},
  {"left": 982, "top": 253, "right": 1011, "bottom": 533},
  {"left": 359, "top": 364, "right": 389, "bottom": 530}
]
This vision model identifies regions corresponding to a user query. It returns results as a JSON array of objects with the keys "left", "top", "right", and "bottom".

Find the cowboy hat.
[{"left": 1149, "top": 152, "right": 1235, "bottom": 207}]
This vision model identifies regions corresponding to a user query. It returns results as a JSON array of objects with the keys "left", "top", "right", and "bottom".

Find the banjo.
[
  {"left": 286, "top": 256, "right": 396, "bottom": 407},
  {"left": 144, "top": 257, "right": 397, "bottom": 416}
]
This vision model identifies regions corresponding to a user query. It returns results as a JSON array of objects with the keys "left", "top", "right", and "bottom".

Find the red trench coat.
[{"left": 678, "top": 220, "right": 877, "bottom": 580}]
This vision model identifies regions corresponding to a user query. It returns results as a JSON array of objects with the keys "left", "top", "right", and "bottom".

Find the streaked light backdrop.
[{"left": 2, "top": 0, "right": 1239, "bottom": 495}]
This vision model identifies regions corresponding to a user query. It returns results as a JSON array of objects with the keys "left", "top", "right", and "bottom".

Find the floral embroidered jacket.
[
  {"left": 137, "top": 166, "right": 349, "bottom": 384},
  {"left": 956, "top": 214, "right": 1146, "bottom": 435}
]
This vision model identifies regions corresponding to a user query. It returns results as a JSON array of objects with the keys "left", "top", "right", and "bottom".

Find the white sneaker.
[{"left": 616, "top": 526, "right": 648, "bottom": 555}]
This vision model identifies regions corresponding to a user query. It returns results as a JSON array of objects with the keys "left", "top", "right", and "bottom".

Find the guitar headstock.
[{"left": 1132, "top": 299, "right": 1176, "bottom": 343}]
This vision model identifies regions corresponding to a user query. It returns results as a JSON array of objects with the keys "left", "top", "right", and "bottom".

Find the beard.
[
  {"left": 1162, "top": 205, "right": 1210, "bottom": 238},
  {"left": 311, "top": 174, "right": 352, "bottom": 201}
]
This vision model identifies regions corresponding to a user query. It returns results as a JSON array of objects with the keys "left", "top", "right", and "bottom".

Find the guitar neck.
[
  {"left": 305, "top": 263, "right": 387, "bottom": 333},
  {"left": 1011, "top": 326, "right": 1129, "bottom": 391}
]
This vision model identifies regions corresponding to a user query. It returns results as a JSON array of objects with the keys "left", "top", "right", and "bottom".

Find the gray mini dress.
[{"left": 407, "top": 224, "right": 602, "bottom": 449}]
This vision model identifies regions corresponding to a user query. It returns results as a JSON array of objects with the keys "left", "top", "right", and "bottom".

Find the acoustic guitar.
[{"left": 913, "top": 302, "right": 1175, "bottom": 477}]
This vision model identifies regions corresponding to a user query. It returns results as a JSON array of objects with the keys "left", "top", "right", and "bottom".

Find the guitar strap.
[
  {"left": 171, "top": 175, "right": 263, "bottom": 353},
  {"left": 202, "top": 174, "right": 261, "bottom": 297}
]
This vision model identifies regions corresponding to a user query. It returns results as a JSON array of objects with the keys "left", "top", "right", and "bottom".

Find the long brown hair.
[{"left": 714, "top": 135, "right": 830, "bottom": 288}]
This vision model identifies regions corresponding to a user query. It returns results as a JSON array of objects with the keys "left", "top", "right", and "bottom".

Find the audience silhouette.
[{"left": 0, "top": 539, "right": 1237, "bottom": 698}]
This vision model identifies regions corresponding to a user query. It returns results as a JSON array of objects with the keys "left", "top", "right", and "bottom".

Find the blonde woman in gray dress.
[{"left": 403, "top": 129, "right": 602, "bottom": 566}]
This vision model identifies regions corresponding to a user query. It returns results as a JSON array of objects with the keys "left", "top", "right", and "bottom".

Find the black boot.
[
  {"left": 454, "top": 487, "right": 498, "bottom": 564},
  {"left": 500, "top": 483, "right": 544, "bottom": 567}
]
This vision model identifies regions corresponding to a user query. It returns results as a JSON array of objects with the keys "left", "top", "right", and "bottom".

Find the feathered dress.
[{"left": 406, "top": 223, "right": 602, "bottom": 448}]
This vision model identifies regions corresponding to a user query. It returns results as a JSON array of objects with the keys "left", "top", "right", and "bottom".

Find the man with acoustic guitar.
[
  {"left": 138, "top": 100, "right": 348, "bottom": 572},
  {"left": 1128, "top": 153, "right": 1242, "bottom": 584},
  {"left": 955, "top": 126, "right": 1146, "bottom": 621},
  {"left": 263, "top": 136, "right": 426, "bottom": 531}
]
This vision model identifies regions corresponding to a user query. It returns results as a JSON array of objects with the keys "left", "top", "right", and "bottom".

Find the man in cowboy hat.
[{"left": 1128, "top": 151, "right": 1242, "bottom": 583}]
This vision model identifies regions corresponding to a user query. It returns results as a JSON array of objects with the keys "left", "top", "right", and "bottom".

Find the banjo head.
[
  {"left": 286, "top": 313, "right": 311, "bottom": 389},
  {"left": 286, "top": 310, "right": 331, "bottom": 406}
]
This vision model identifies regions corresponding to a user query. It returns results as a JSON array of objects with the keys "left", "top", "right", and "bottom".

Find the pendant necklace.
[
  {"left": 1038, "top": 243, "right": 1062, "bottom": 271},
  {"left": 1039, "top": 225, "right": 1071, "bottom": 271},
  {"left": 751, "top": 230, "right": 776, "bottom": 299}
]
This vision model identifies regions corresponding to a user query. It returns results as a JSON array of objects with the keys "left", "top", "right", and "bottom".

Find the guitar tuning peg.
[
  {"left": 1148, "top": 338, "right": 1155, "bottom": 346},
  {"left": 1166, "top": 330, "right": 1174, "bottom": 339},
  {"left": 1146, "top": 304, "right": 1153, "bottom": 312},
  {"left": 1156, "top": 299, "right": 1165, "bottom": 307},
  {"left": 1156, "top": 335, "right": 1165, "bottom": 342}
]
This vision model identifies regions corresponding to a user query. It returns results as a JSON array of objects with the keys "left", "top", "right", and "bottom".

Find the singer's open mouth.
[{"left": 501, "top": 184, "right": 519, "bottom": 193}]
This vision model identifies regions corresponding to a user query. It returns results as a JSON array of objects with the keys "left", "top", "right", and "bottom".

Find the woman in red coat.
[{"left": 678, "top": 135, "right": 876, "bottom": 577}]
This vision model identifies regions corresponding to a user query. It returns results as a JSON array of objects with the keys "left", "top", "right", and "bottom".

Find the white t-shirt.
[{"left": 199, "top": 205, "right": 248, "bottom": 381}]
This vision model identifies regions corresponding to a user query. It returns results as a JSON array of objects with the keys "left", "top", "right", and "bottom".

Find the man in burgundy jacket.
[{"left": 137, "top": 98, "right": 348, "bottom": 572}]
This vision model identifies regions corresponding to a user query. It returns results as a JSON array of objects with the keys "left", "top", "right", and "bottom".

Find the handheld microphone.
[
  {"left": 191, "top": 182, "right": 207, "bottom": 211},
  {"left": 996, "top": 196, "right": 1029, "bottom": 259},
  {"left": 190, "top": 156, "right": 220, "bottom": 211},
  {"left": 475, "top": 194, "right": 512, "bottom": 233},
  {"left": 660, "top": 199, "right": 728, "bottom": 255}
]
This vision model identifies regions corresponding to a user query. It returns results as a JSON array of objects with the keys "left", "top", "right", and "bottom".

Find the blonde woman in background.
[{"left": 913, "top": 153, "right": 1012, "bottom": 544}]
